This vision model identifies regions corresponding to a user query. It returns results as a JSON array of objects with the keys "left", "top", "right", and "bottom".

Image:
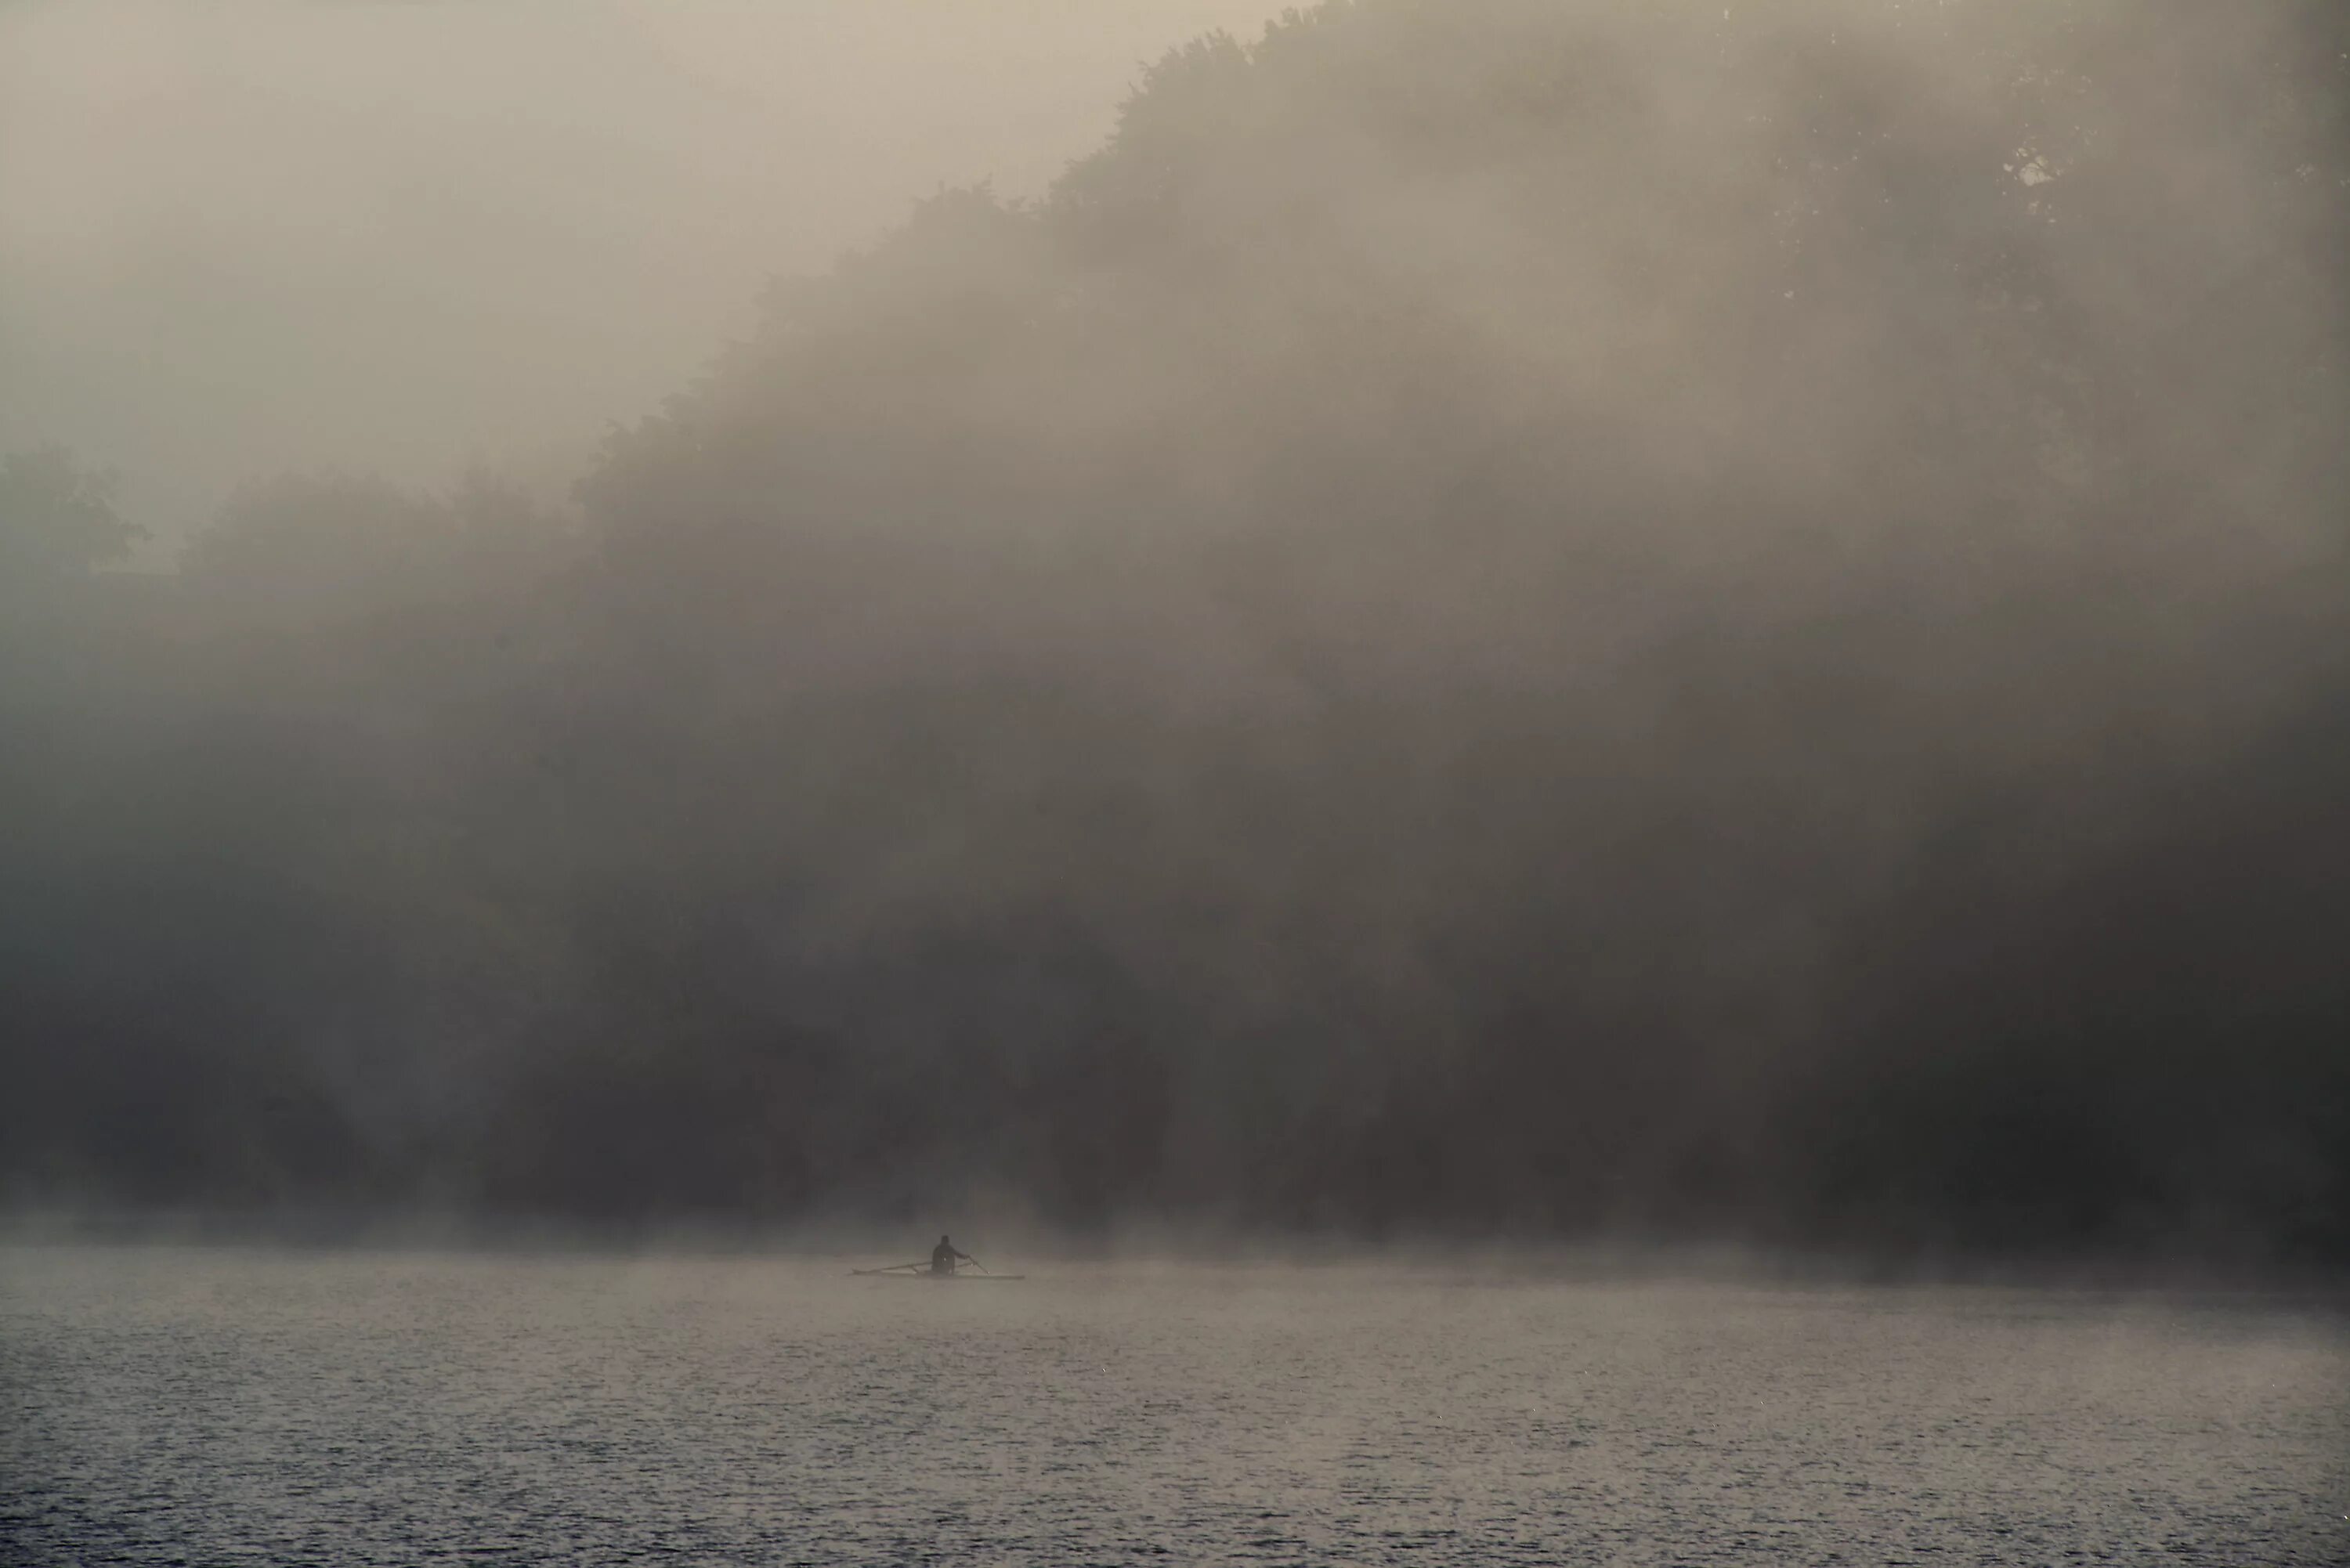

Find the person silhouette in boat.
[{"left": 931, "top": 1235, "right": 974, "bottom": 1276}]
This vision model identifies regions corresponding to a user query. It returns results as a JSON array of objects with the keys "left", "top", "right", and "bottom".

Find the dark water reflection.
[{"left": 4, "top": 1246, "right": 2345, "bottom": 1564}]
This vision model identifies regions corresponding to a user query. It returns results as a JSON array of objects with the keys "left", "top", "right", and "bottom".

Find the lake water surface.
[{"left": 4, "top": 1245, "right": 2345, "bottom": 1564}]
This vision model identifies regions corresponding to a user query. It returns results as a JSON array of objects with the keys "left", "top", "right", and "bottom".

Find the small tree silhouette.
[{"left": 0, "top": 444, "right": 143, "bottom": 580}]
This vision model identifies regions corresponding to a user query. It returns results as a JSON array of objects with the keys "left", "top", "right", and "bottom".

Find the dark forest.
[{"left": 4, "top": 0, "right": 2345, "bottom": 1265}]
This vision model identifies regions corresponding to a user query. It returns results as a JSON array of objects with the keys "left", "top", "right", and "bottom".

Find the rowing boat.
[{"left": 850, "top": 1262, "right": 1026, "bottom": 1281}]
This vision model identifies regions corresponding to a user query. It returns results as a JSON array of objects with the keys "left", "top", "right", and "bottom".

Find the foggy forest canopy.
[{"left": 4, "top": 0, "right": 2345, "bottom": 1265}]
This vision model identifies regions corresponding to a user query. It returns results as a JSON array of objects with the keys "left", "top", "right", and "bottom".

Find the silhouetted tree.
[{"left": 0, "top": 445, "right": 143, "bottom": 583}]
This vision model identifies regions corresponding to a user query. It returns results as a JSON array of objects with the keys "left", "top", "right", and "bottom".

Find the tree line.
[{"left": 4, "top": 0, "right": 2345, "bottom": 1262}]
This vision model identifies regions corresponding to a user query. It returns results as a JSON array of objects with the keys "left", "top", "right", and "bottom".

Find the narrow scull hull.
[{"left": 850, "top": 1267, "right": 1026, "bottom": 1281}]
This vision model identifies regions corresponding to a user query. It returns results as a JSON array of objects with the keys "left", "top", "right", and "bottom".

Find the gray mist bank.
[
  {"left": 0, "top": 0, "right": 1293, "bottom": 540},
  {"left": 2, "top": 0, "right": 2345, "bottom": 1266}
]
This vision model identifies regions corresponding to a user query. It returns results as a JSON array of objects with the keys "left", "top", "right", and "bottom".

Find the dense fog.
[
  {"left": 0, "top": 0, "right": 1292, "bottom": 536},
  {"left": 4, "top": 0, "right": 2345, "bottom": 1266}
]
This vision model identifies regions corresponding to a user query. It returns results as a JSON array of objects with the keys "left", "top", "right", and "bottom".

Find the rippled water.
[{"left": 3, "top": 1245, "right": 2345, "bottom": 1565}]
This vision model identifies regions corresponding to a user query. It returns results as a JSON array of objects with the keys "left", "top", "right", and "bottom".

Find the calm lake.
[{"left": 4, "top": 1245, "right": 2345, "bottom": 1564}]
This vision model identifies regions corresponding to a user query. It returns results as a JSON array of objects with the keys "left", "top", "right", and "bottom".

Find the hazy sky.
[{"left": 0, "top": 0, "right": 1290, "bottom": 544}]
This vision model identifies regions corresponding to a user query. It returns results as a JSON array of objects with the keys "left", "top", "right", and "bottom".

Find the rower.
[{"left": 931, "top": 1235, "right": 973, "bottom": 1276}]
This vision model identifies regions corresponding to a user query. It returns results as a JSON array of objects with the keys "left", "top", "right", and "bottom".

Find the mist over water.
[
  {"left": 5, "top": 1246, "right": 2347, "bottom": 1565},
  {"left": 6, "top": 10, "right": 2349, "bottom": 1563},
  {"left": 2, "top": 1, "right": 2347, "bottom": 1268}
]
